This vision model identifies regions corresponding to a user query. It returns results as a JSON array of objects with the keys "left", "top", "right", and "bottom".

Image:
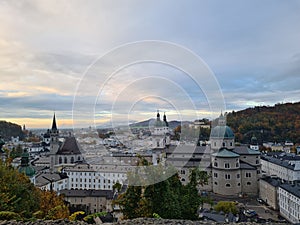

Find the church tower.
[
  {"left": 50, "top": 113, "right": 60, "bottom": 171},
  {"left": 152, "top": 110, "right": 169, "bottom": 149}
]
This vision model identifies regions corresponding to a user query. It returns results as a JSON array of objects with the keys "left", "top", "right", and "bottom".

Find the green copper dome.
[
  {"left": 210, "top": 125, "right": 234, "bottom": 139},
  {"left": 18, "top": 166, "right": 36, "bottom": 177},
  {"left": 18, "top": 151, "right": 36, "bottom": 177}
]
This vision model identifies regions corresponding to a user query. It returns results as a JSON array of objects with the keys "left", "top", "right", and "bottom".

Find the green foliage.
[
  {"left": 152, "top": 213, "right": 161, "bottom": 218},
  {"left": 0, "top": 160, "right": 69, "bottom": 220},
  {"left": 115, "top": 159, "right": 206, "bottom": 220},
  {"left": 0, "top": 160, "right": 40, "bottom": 218},
  {"left": 69, "top": 211, "right": 85, "bottom": 221},
  {"left": 227, "top": 102, "right": 300, "bottom": 144},
  {"left": 0, "top": 211, "right": 22, "bottom": 220},
  {"left": 214, "top": 201, "right": 237, "bottom": 214},
  {"left": 83, "top": 212, "right": 107, "bottom": 224}
]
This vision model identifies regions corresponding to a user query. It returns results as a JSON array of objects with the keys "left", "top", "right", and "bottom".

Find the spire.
[
  {"left": 157, "top": 110, "right": 160, "bottom": 120},
  {"left": 51, "top": 113, "right": 58, "bottom": 131},
  {"left": 163, "top": 112, "right": 168, "bottom": 127}
]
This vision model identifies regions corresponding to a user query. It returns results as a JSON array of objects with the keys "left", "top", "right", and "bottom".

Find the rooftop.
[{"left": 212, "top": 148, "right": 240, "bottom": 158}]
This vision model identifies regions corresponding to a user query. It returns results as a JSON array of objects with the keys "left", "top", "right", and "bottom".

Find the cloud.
[{"left": 0, "top": 0, "right": 300, "bottom": 127}]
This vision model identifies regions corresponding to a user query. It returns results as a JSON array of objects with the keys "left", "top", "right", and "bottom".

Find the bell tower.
[{"left": 50, "top": 113, "right": 60, "bottom": 171}]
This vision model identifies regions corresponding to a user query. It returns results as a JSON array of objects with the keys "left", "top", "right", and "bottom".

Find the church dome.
[
  {"left": 18, "top": 152, "right": 36, "bottom": 177},
  {"left": 18, "top": 165, "right": 36, "bottom": 177},
  {"left": 210, "top": 125, "right": 234, "bottom": 139}
]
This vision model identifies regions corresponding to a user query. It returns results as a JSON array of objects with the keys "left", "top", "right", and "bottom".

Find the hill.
[
  {"left": 226, "top": 102, "right": 300, "bottom": 144},
  {"left": 130, "top": 119, "right": 183, "bottom": 129},
  {"left": 0, "top": 121, "right": 24, "bottom": 141}
]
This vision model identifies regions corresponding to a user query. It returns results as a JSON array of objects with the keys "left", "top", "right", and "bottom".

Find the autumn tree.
[{"left": 116, "top": 158, "right": 206, "bottom": 220}]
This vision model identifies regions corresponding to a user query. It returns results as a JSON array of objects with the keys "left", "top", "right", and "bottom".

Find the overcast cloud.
[{"left": 0, "top": 0, "right": 300, "bottom": 128}]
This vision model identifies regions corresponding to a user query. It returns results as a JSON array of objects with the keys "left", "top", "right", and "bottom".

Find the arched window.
[
  {"left": 223, "top": 142, "right": 226, "bottom": 147},
  {"left": 78, "top": 156, "right": 81, "bottom": 161},
  {"left": 214, "top": 182, "right": 218, "bottom": 185},
  {"left": 71, "top": 157, "right": 74, "bottom": 163},
  {"left": 64, "top": 157, "right": 67, "bottom": 164},
  {"left": 214, "top": 162, "right": 218, "bottom": 167},
  {"left": 225, "top": 183, "right": 231, "bottom": 187},
  {"left": 59, "top": 157, "right": 62, "bottom": 164},
  {"left": 247, "top": 182, "right": 251, "bottom": 185}
]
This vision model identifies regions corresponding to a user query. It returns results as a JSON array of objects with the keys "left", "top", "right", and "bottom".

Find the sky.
[{"left": 0, "top": 0, "right": 300, "bottom": 129}]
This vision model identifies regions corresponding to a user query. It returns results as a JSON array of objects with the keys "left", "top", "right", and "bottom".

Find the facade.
[
  {"left": 278, "top": 183, "right": 300, "bottom": 224},
  {"left": 64, "top": 163, "right": 129, "bottom": 191},
  {"left": 259, "top": 176, "right": 281, "bottom": 210},
  {"left": 261, "top": 153, "right": 300, "bottom": 182},
  {"left": 151, "top": 111, "right": 170, "bottom": 149},
  {"left": 60, "top": 189, "right": 113, "bottom": 214}
]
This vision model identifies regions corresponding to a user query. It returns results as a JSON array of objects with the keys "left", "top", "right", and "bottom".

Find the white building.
[
  {"left": 278, "top": 183, "right": 300, "bottom": 224},
  {"left": 261, "top": 153, "right": 300, "bottom": 182},
  {"left": 35, "top": 173, "right": 69, "bottom": 192}
]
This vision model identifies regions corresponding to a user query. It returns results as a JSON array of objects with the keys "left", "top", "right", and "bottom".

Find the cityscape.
[{"left": 1, "top": 1, "right": 300, "bottom": 225}]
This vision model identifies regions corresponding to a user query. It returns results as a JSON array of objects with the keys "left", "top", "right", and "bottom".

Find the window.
[
  {"left": 257, "top": 170, "right": 260, "bottom": 174},
  {"left": 247, "top": 182, "right": 251, "bottom": 185},
  {"left": 236, "top": 163, "right": 239, "bottom": 167},
  {"left": 59, "top": 157, "right": 62, "bottom": 164},
  {"left": 237, "top": 174, "right": 240, "bottom": 179},
  {"left": 256, "top": 160, "right": 259, "bottom": 164},
  {"left": 225, "top": 183, "right": 231, "bottom": 187},
  {"left": 225, "top": 174, "right": 231, "bottom": 180},
  {"left": 64, "top": 157, "right": 67, "bottom": 164},
  {"left": 214, "top": 173, "right": 218, "bottom": 178},
  {"left": 246, "top": 172, "right": 251, "bottom": 178},
  {"left": 214, "top": 162, "right": 218, "bottom": 167},
  {"left": 230, "top": 142, "right": 233, "bottom": 146},
  {"left": 225, "top": 163, "right": 230, "bottom": 168},
  {"left": 180, "top": 170, "right": 185, "bottom": 175},
  {"left": 71, "top": 157, "right": 74, "bottom": 163},
  {"left": 237, "top": 183, "right": 240, "bottom": 186},
  {"left": 214, "top": 182, "right": 218, "bottom": 185},
  {"left": 223, "top": 142, "right": 226, "bottom": 147}
]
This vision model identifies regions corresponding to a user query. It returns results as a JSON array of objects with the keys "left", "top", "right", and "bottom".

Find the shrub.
[{"left": 0, "top": 211, "right": 22, "bottom": 220}]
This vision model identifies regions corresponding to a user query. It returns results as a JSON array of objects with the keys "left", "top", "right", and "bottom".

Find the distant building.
[
  {"left": 151, "top": 110, "right": 170, "bottom": 149},
  {"left": 48, "top": 113, "right": 84, "bottom": 172},
  {"left": 278, "top": 182, "right": 300, "bottom": 224},
  {"left": 167, "top": 113, "right": 261, "bottom": 196},
  {"left": 60, "top": 189, "right": 113, "bottom": 214},
  {"left": 18, "top": 151, "right": 36, "bottom": 184},
  {"left": 259, "top": 176, "right": 281, "bottom": 210},
  {"left": 261, "top": 152, "right": 300, "bottom": 182}
]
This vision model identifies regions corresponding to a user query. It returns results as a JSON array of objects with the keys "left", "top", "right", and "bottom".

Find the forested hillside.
[
  {"left": 226, "top": 102, "right": 300, "bottom": 144},
  {"left": 0, "top": 121, "right": 24, "bottom": 141}
]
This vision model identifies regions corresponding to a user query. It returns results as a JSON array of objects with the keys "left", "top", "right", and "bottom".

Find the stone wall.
[{"left": 0, "top": 218, "right": 290, "bottom": 225}]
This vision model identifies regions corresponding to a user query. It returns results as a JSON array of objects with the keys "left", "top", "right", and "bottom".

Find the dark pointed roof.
[
  {"left": 56, "top": 137, "right": 82, "bottom": 155},
  {"left": 51, "top": 113, "right": 58, "bottom": 130}
]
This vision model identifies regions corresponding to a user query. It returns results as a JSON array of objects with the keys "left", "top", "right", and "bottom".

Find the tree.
[
  {"left": 214, "top": 201, "right": 238, "bottom": 214},
  {"left": 38, "top": 190, "right": 69, "bottom": 219},
  {"left": 0, "top": 160, "right": 40, "bottom": 218},
  {"left": 115, "top": 159, "right": 205, "bottom": 220}
]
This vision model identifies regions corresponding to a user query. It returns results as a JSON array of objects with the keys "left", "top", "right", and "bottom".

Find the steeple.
[
  {"left": 52, "top": 113, "right": 58, "bottom": 131},
  {"left": 157, "top": 110, "right": 160, "bottom": 121},
  {"left": 163, "top": 112, "right": 168, "bottom": 127}
]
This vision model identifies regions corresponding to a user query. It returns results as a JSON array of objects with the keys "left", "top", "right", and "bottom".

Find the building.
[
  {"left": 261, "top": 152, "right": 300, "bottom": 182},
  {"left": 60, "top": 189, "right": 113, "bottom": 214},
  {"left": 151, "top": 110, "right": 170, "bottom": 149},
  {"left": 166, "top": 113, "right": 261, "bottom": 196},
  {"left": 259, "top": 176, "right": 281, "bottom": 210},
  {"left": 35, "top": 172, "right": 69, "bottom": 192},
  {"left": 278, "top": 183, "right": 300, "bottom": 224},
  {"left": 18, "top": 151, "right": 36, "bottom": 184},
  {"left": 48, "top": 113, "right": 84, "bottom": 172}
]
